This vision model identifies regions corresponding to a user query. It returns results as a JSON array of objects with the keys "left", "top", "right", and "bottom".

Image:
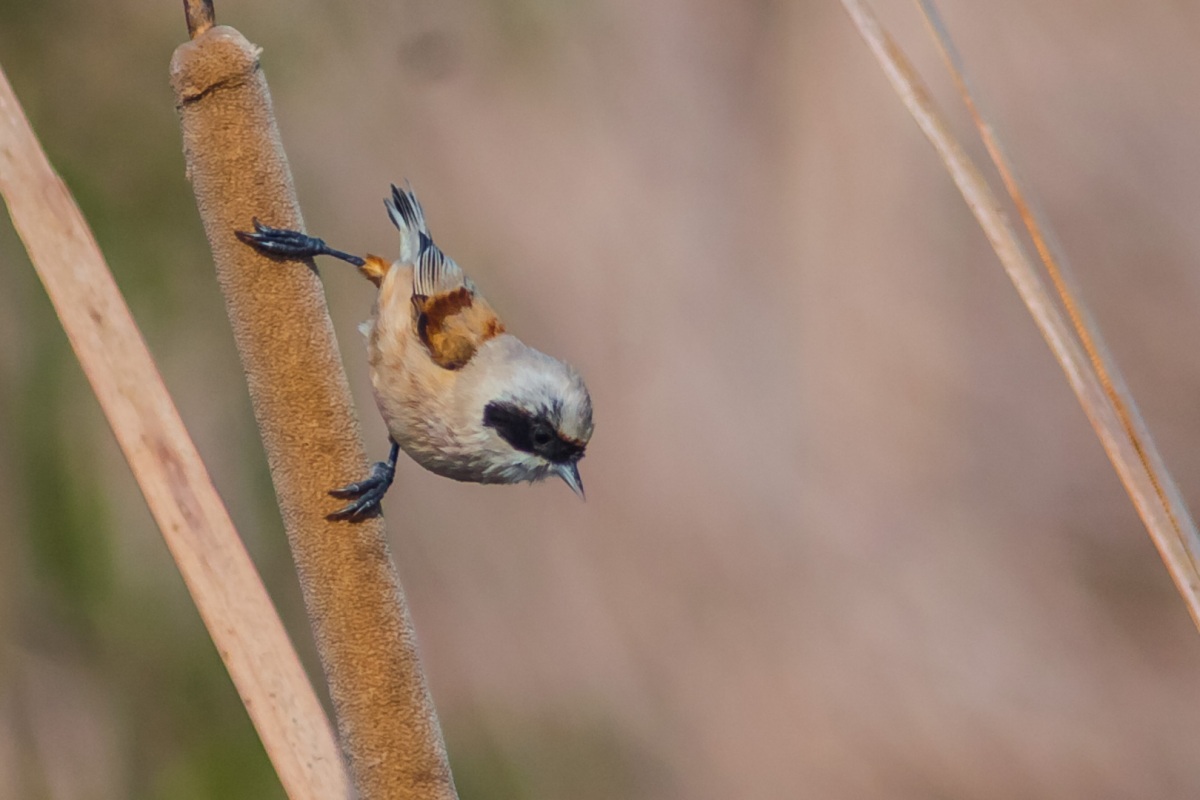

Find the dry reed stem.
[
  {"left": 837, "top": 0, "right": 1200, "bottom": 627},
  {"left": 0, "top": 63, "right": 351, "bottom": 800},
  {"left": 183, "top": 0, "right": 214, "bottom": 39},
  {"left": 911, "top": 0, "right": 1200, "bottom": 599}
]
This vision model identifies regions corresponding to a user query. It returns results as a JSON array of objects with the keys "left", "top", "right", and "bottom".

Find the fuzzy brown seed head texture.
[{"left": 170, "top": 26, "right": 457, "bottom": 800}]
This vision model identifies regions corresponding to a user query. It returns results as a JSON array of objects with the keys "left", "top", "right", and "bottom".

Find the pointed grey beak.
[{"left": 556, "top": 463, "right": 586, "bottom": 500}]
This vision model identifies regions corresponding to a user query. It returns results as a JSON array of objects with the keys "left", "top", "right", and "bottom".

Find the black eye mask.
[{"left": 482, "top": 401, "right": 585, "bottom": 464}]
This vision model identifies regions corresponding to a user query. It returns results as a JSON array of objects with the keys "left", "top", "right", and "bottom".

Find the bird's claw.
[
  {"left": 236, "top": 218, "right": 329, "bottom": 259},
  {"left": 327, "top": 459, "right": 396, "bottom": 521}
]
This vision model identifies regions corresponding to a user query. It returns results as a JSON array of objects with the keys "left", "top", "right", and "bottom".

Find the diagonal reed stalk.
[
  {"left": 0, "top": 63, "right": 351, "bottom": 799},
  {"left": 837, "top": 0, "right": 1200, "bottom": 627}
]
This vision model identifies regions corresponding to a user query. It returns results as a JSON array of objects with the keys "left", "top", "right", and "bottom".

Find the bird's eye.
[{"left": 532, "top": 425, "right": 554, "bottom": 447}]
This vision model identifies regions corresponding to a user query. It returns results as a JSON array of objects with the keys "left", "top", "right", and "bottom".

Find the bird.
[{"left": 236, "top": 184, "right": 594, "bottom": 520}]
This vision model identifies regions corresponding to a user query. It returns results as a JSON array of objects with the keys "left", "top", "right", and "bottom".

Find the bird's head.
[{"left": 472, "top": 343, "right": 593, "bottom": 497}]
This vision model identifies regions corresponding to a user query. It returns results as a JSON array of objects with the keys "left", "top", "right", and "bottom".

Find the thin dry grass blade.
[
  {"left": 912, "top": 0, "right": 1200, "bottom": 602},
  {"left": 0, "top": 63, "right": 351, "bottom": 799},
  {"left": 837, "top": 0, "right": 1200, "bottom": 627}
]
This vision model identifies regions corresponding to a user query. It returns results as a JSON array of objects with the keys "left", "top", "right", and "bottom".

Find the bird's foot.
[
  {"left": 328, "top": 461, "right": 395, "bottom": 521},
  {"left": 236, "top": 219, "right": 329, "bottom": 258},
  {"left": 236, "top": 219, "right": 365, "bottom": 266},
  {"left": 327, "top": 442, "right": 400, "bottom": 521}
]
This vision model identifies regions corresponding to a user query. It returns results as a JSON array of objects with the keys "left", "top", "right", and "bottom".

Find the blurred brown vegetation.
[{"left": 3, "top": 1, "right": 1200, "bottom": 798}]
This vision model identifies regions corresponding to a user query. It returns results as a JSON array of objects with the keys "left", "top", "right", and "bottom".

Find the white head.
[{"left": 460, "top": 336, "right": 594, "bottom": 496}]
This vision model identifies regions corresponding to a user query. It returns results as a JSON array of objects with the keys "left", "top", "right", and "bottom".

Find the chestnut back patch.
[{"left": 413, "top": 289, "right": 505, "bottom": 370}]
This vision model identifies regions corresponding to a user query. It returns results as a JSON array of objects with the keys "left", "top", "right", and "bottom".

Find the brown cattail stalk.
[
  {"left": 170, "top": 24, "right": 457, "bottom": 800},
  {"left": 0, "top": 63, "right": 350, "bottom": 800}
]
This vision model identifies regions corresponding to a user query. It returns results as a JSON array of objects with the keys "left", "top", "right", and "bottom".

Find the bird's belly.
[{"left": 368, "top": 371, "right": 496, "bottom": 484}]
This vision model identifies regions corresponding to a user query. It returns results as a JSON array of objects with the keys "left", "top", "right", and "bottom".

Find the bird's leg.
[
  {"left": 327, "top": 439, "right": 400, "bottom": 521},
  {"left": 236, "top": 218, "right": 366, "bottom": 267}
]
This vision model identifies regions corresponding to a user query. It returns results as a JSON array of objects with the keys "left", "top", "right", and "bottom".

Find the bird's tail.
[{"left": 385, "top": 182, "right": 428, "bottom": 265}]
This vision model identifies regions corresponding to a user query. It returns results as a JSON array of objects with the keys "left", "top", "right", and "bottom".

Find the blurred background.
[{"left": 3, "top": 1, "right": 1200, "bottom": 797}]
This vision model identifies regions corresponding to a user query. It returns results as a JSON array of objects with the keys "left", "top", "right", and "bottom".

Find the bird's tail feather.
[{"left": 385, "top": 182, "right": 427, "bottom": 265}]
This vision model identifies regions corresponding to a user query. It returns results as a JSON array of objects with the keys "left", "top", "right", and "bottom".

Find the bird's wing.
[{"left": 411, "top": 235, "right": 506, "bottom": 370}]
